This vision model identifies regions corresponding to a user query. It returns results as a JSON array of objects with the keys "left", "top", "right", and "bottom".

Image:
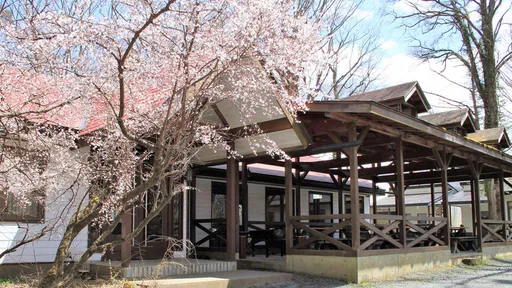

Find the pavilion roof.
[
  {"left": 306, "top": 100, "right": 512, "bottom": 174},
  {"left": 419, "top": 108, "right": 477, "bottom": 133},
  {"left": 341, "top": 81, "right": 431, "bottom": 113},
  {"left": 467, "top": 127, "right": 510, "bottom": 149}
]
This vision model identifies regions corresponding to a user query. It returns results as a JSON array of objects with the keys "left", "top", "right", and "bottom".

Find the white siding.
[{"left": 0, "top": 147, "right": 90, "bottom": 264}]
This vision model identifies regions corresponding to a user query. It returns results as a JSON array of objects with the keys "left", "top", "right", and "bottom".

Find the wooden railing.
[
  {"left": 192, "top": 218, "right": 227, "bottom": 249},
  {"left": 482, "top": 219, "right": 512, "bottom": 243},
  {"left": 289, "top": 214, "right": 352, "bottom": 252},
  {"left": 288, "top": 214, "right": 448, "bottom": 256},
  {"left": 360, "top": 214, "right": 447, "bottom": 250}
]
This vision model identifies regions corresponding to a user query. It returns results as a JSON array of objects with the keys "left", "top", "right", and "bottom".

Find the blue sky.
[{"left": 345, "top": 0, "right": 512, "bottom": 118}]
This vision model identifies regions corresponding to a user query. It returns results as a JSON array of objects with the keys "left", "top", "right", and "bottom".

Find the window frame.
[{"left": 0, "top": 190, "right": 45, "bottom": 223}]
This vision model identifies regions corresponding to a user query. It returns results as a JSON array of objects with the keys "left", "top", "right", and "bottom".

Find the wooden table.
[{"left": 451, "top": 236, "right": 477, "bottom": 253}]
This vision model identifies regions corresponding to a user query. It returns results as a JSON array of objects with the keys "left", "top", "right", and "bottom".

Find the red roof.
[{"left": 1, "top": 68, "right": 89, "bottom": 130}]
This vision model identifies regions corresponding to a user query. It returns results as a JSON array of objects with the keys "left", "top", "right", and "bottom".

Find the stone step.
[{"left": 132, "top": 269, "right": 293, "bottom": 288}]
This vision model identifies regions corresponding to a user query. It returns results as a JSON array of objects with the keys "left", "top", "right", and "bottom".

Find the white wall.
[{"left": 0, "top": 147, "right": 91, "bottom": 264}]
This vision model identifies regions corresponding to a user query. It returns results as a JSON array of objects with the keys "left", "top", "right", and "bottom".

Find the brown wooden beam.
[
  {"left": 376, "top": 166, "right": 499, "bottom": 183},
  {"left": 311, "top": 103, "right": 512, "bottom": 172},
  {"left": 430, "top": 182, "right": 436, "bottom": 218},
  {"left": 396, "top": 137, "right": 407, "bottom": 247},
  {"left": 372, "top": 179, "right": 378, "bottom": 224},
  {"left": 285, "top": 159, "right": 294, "bottom": 254},
  {"left": 348, "top": 123, "right": 360, "bottom": 250},
  {"left": 226, "top": 153, "right": 237, "bottom": 261},
  {"left": 435, "top": 149, "right": 450, "bottom": 246},
  {"left": 189, "top": 169, "right": 197, "bottom": 245},
  {"left": 295, "top": 157, "right": 301, "bottom": 217},
  {"left": 470, "top": 180, "right": 477, "bottom": 234},
  {"left": 468, "top": 159, "right": 483, "bottom": 251},
  {"left": 121, "top": 209, "right": 132, "bottom": 267},
  {"left": 499, "top": 169, "right": 507, "bottom": 239},
  {"left": 241, "top": 163, "right": 248, "bottom": 232}
]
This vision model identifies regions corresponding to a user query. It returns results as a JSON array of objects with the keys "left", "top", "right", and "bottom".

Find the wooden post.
[
  {"left": 295, "top": 157, "right": 301, "bottom": 216},
  {"left": 468, "top": 160, "right": 483, "bottom": 251},
  {"left": 499, "top": 170, "right": 506, "bottom": 240},
  {"left": 121, "top": 209, "right": 132, "bottom": 267},
  {"left": 440, "top": 153, "right": 450, "bottom": 248},
  {"left": 430, "top": 182, "right": 435, "bottom": 220},
  {"left": 474, "top": 177, "right": 483, "bottom": 250},
  {"left": 347, "top": 124, "right": 360, "bottom": 250},
  {"left": 470, "top": 180, "right": 477, "bottom": 234},
  {"left": 226, "top": 154, "right": 237, "bottom": 260},
  {"left": 235, "top": 160, "right": 240, "bottom": 254},
  {"left": 372, "top": 179, "right": 377, "bottom": 224},
  {"left": 395, "top": 137, "right": 406, "bottom": 247},
  {"left": 189, "top": 169, "right": 197, "bottom": 245},
  {"left": 285, "top": 159, "right": 294, "bottom": 254},
  {"left": 241, "top": 163, "right": 249, "bottom": 232},
  {"left": 434, "top": 149, "right": 451, "bottom": 249}
]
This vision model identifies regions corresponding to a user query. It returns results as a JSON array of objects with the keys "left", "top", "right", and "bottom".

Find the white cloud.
[
  {"left": 353, "top": 9, "right": 374, "bottom": 20},
  {"left": 393, "top": 0, "right": 431, "bottom": 14},
  {"left": 379, "top": 39, "right": 397, "bottom": 50},
  {"left": 376, "top": 53, "right": 472, "bottom": 113}
]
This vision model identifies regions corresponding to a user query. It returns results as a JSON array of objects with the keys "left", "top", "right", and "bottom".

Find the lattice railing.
[
  {"left": 289, "top": 214, "right": 352, "bottom": 252},
  {"left": 359, "top": 214, "right": 447, "bottom": 250},
  {"left": 288, "top": 214, "right": 448, "bottom": 254},
  {"left": 482, "top": 219, "right": 512, "bottom": 243}
]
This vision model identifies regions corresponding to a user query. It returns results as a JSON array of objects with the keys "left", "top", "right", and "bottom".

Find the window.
[
  {"left": 211, "top": 182, "right": 242, "bottom": 227},
  {"left": 344, "top": 195, "right": 364, "bottom": 214},
  {"left": 0, "top": 190, "right": 44, "bottom": 222},
  {"left": 309, "top": 192, "right": 333, "bottom": 223}
]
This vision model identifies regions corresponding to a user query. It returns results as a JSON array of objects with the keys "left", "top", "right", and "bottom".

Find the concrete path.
[{"left": 132, "top": 269, "right": 292, "bottom": 288}]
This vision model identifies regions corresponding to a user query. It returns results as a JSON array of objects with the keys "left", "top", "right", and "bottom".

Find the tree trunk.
[
  {"left": 38, "top": 223, "right": 84, "bottom": 288},
  {"left": 39, "top": 207, "right": 97, "bottom": 288}
]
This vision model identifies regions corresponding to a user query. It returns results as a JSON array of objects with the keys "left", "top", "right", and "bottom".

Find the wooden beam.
[
  {"left": 311, "top": 102, "right": 512, "bottom": 172},
  {"left": 468, "top": 159, "right": 483, "bottom": 251},
  {"left": 295, "top": 157, "right": 301, "bottom": 217},
  {"left": 439, "top": 150, "right": 450, "bottom": 246},
  {"left": 241, "top": 163, "right": 249, "bottom": 232},
  {"left": 121, "top": 209, "right": 132, "bottom": 267},
  {"left": 226, "top": 153, "right": 237, "bottom": 261},
  {"left": 396, "top": 137, "right": 407, "bottom": 247},
  {"left": 212, "top": 103, "right": 229, "bottom": 126},
  {"left": 375, "top": 166, "right": 498, "bottom": 183},
  {"left": 499, "top": 170, "right": 506, "bottom": 223},
  {"left": 285, "top": 159, "right": 294, "bottom": 254},
  {"left": 347, "top": 123, "right": 360, "bottom": 250},
  {"left": 372, "top": 179, "right": 378, "bottom": 224},
  {"left": 298, "top": 150, "right": 432, "bottom": 172},
  {"left": 430, "top": 182, "right": 435, "bottom": 219},
  {"left": 228, "top": 118, "right": 291, "bottom": 138},
  {"left": 470, "top": 180, "right": 477, "bottom": 234},
  {"left": 189, "top": 169, "right": 197, "bottom": 245}
]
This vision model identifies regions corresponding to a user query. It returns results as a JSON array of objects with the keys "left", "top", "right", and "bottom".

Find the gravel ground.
[{"left": 257, "top": 256, "right": 512, "bottom": 288}]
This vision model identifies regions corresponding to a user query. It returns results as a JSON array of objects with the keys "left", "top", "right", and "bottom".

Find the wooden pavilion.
[{"left": 118, "top": 79, "right": 512, "bottom": 282}]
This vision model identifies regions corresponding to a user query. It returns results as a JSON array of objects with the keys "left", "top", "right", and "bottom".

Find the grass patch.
[{"left": 462, "top": 258, "right": 486, "bottom": 267}]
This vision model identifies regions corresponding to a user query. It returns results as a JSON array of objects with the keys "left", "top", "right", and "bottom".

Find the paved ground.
[{"left": 258, "top": 256, "right": 512, "bottom": 288}]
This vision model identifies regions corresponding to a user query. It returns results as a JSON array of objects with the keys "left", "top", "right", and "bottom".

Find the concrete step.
[
  {"left": 132, "top": 269, "right": 292, "bottom": 288},
  {"left": 89, "top": 259, "right": 237, "bottom": 279}
]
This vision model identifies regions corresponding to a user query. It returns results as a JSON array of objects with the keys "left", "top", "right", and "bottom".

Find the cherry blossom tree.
[{"left": 0, "top": 0, "right": 323, "bottom": 286}]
